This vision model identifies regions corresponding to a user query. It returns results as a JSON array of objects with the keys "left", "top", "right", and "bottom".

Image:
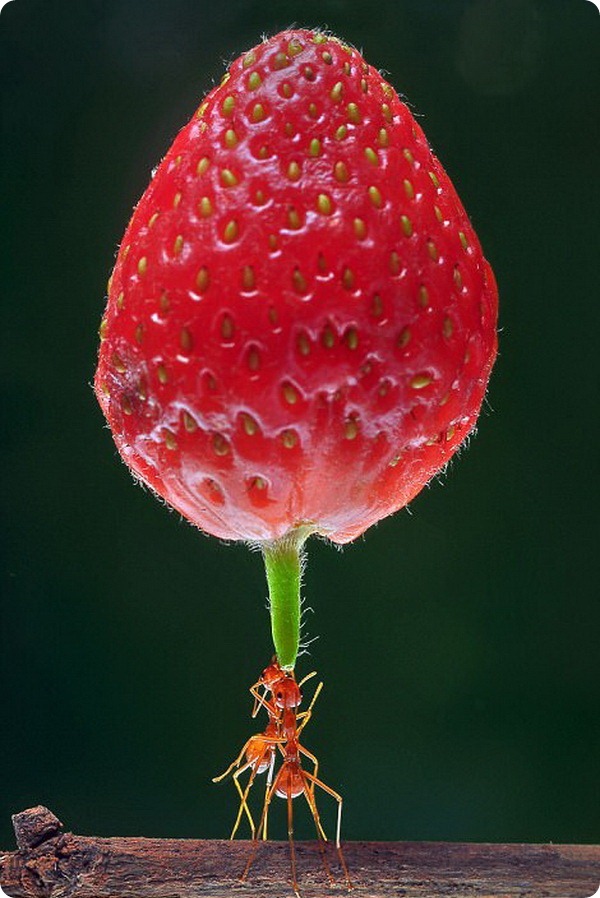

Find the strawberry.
[{"left": 95, "top": 29, "right": 497, "bottom": 667}]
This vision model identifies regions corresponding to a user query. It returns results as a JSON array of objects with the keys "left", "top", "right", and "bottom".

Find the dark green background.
[{"left": 2, "top": 0, "right": 598, "bottom": 848}]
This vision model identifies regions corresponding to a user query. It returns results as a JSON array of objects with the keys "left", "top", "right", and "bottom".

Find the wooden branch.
[{"left": 1, "top": 806, "right": 599, "bottom": 898}]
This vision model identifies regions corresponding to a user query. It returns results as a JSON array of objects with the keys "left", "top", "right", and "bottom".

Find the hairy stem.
[{"left": 261, "top": 528, "right": 311, "bottom": 670}]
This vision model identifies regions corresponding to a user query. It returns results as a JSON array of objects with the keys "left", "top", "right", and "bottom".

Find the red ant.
[
  {"left": 212, "top": 661, "right": 319, "bottom": 840},
  {"left": 212, "top": 714, "right": 279, "bottom": 839},
  {"left": 213, "top": 660, "right": 351, "bottom": 893}
]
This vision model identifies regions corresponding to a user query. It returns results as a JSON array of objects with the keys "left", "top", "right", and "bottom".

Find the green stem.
[{"left": 261, "top": 528, "right": 311, "bottom": 671}]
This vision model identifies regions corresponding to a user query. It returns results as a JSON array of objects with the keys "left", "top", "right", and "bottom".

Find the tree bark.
[{"left": 1, "top": 806, "right": 598, "bottom": 897}]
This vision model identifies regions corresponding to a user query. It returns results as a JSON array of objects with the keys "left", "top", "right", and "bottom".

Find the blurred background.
[{"left": 1, "top": 0, "right": 598, "bottom": 848}]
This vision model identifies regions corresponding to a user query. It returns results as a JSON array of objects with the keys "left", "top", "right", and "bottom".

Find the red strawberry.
[{"left": 95, "top": 29, "right": 497, "bottom": 548}]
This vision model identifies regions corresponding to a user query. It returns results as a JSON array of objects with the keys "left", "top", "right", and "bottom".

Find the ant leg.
[
  {"left": 237, "top": 740, "right": 282, "bottom": 840},
  {"left": 297, "top": 682, "right": 323, "bottom": 798},
  {"left": 297, "top": 681, "right": 323, "bottom": 737},
  {"left": 255, "top": 762, "right": 281, "bottom": 847},
  {"left": 214, "top": 737, "right": 277, "bottom": 840},
  {"left": 249, "top": 681, "right": 266, "bottom": 717},
  {"left": 300, "top": 773, "right": 328, "bottom": 841},
  {"left": 242, "top": 763, "right": 284, "bottom": 883},
  {"left": 297, "top": 770, "right": 335, "bottom": 885},
  {"left": 299, "top": 744, "right": 319, "bottom": 782},
  {"left": 287, "top": 787, "right": 300, "bottom": 898},
  {"left": 303, "top": 770, "right": 343, "bottom": 846},
  {"left": 303, "top": 770, "right": 352, "bottom": 889},
  {"left": 295, "top": 680, "right": 324, "bottom": 806},
  {"left": 297, "top": 669, "right": 317, "bottom": 689},
  {"left": 230, "top": 757, "right": 264, "bottom": 839},
  {"left": 212, "top": 736, "right": 255, "bottom": 783},
  {"left": 261, "top": 746, "right": 277, "bottom": 840},
  {"left": 249, "top": 683, "right": 278, "bottom": 719}
]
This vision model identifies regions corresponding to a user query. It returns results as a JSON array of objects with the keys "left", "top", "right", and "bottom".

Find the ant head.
[
  {"left": 273, "top": 674, "right": 302, "bottom": 710},
  {"left": 258, "top": 659, "right": 302, "bottom": 708},
  {"left": 260, "top": 660, "right": 283, "bottom": 691}
]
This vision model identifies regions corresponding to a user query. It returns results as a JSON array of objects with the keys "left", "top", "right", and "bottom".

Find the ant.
[
  {"left": 212, "top": 713, "right": 280, "bottom": 839},
  {"left": 213, "top": 660, "right": 351, "bottom": 894},
  {"left": 212, "top": 660, "right": 320, "bottom": 840}
]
